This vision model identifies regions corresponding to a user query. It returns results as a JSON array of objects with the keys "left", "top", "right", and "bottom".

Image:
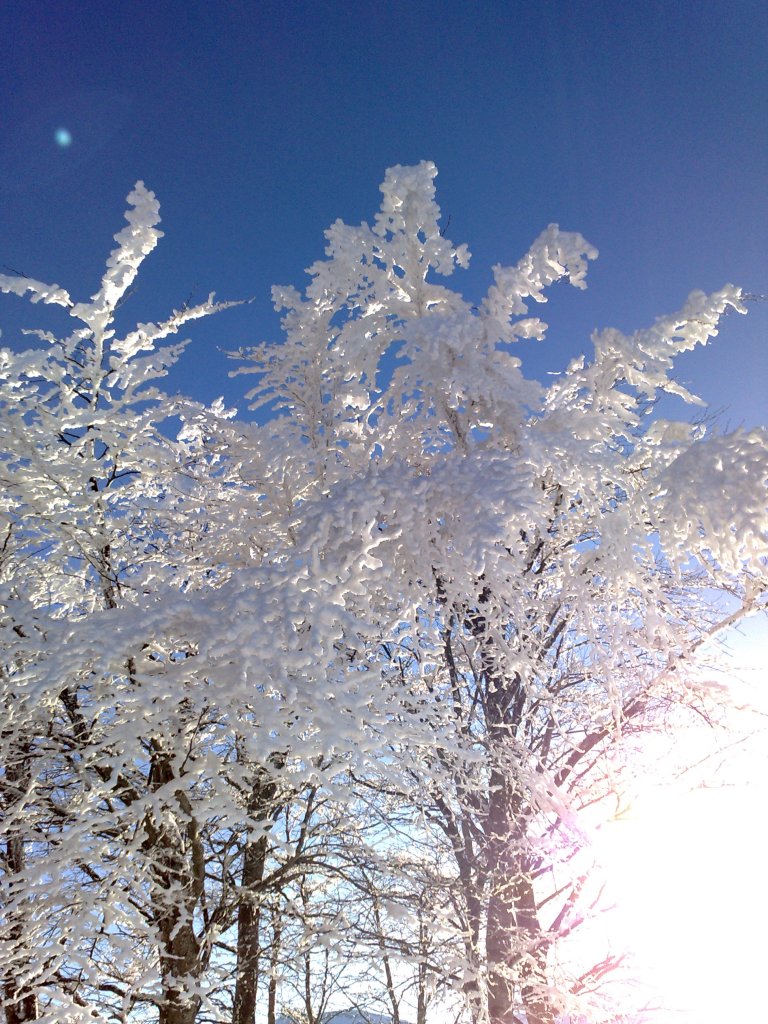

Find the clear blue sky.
[{"left": 1, "top": 0, "right": 765, "bottom": 426}]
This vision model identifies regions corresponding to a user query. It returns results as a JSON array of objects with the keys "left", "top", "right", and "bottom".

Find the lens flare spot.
[{"left": 54, "top": 127, "right": 72, "bottom": 148}]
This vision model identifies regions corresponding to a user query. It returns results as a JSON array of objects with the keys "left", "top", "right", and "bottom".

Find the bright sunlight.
[{"left": 593, "top": 630, "right": 768, "bottom": 1023}]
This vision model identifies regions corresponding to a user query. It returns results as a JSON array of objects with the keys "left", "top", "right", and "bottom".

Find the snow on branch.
[
  {"left": 482, "top": 223, "right": 599, "bottom": 341},
  {"left": 113, "top": 293, "right": 248, "bottom": 362},
  {"left": 89, "top": 181, "right": 163, "bottom": 310},
  {"left": 0, "top": 271, "right": 72, "bottom": 308}
]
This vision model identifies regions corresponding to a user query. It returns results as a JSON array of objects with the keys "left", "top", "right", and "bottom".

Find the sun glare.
[{"left": 592, "top": 710, "right": 768, "bottom": 1023}]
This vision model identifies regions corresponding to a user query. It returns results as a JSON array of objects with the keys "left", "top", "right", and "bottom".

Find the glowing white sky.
[{"left": 577, "top": 620, "right": 768, "bottom": 1024}]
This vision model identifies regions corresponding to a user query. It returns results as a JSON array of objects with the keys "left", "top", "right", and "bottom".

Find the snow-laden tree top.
[{"left": 0, "top": 162, "right": 765, "bottom": 1024}]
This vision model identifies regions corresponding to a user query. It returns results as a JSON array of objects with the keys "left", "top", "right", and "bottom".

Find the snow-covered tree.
[
  {"left": 0, "top": 186, "right": 254, "bottom": 1023},
  {"left": 231, "top": 161, "right": 766, "bottom": 1024},
  {"left": 1, "top": 163, "right": 766, "bottom": 1024}
]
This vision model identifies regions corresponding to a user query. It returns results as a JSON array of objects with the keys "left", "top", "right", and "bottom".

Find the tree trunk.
[
  {"left": 2, "top": 738, "right": 39, "bottom": 1023},
  {"left": 3, "top": 940, "right": 38, "bottom": 1024},
  {"left": 415, "top": 895, "right": 430, "bottom": 1024},
  {"left": 157, "top": 997, "right": 200, "bottom": 1024},
  {"left": 464, "top": 595, "right": 556, "bottom": 1024},
  {"left": 485, "top": 771, "right": 552, "bottom": 1024},
  {"left": 3, "top": 988, "right": 38, "bottom": 1024},
  {"left": 145, "top": 746, "right": 204, "bottom": 1024},
  {"left": 156, "top": 912, "right": 203, "bottom": 1024},
  {"left": 233, "top": 761, "right": 282, "bottom": 1024},
  {"left": 267, "top": 906, "right": 282, "bottom": 1024},
  {"left": 371, "top": 890, "right": 401, "bottom": 1024},
  {"left": 232, "top": 833, "right": 269, "bottom": 1024}
]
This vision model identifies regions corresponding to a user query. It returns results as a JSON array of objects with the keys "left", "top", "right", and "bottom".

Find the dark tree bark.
[
  {"left": 144, "top": 744, "right": 204, "bottom": 1024},
  {"left": 232, "top": 833, "right": 269, "bottom": 1024},
  {"left": 233, "top": 766, "right": 282, "bottom": 1024},
  {"left": 485, "top": 777, "right": 550, "bottom": 1024},
  {"left": 2, "top": 737, "right": 39, "bottom": 1024},
  {"left": 266, "top": 905, "right": 282, "bottom": 1024},
  {"left": 467, "top": 591, "right": 557, "bottom": 1024}
]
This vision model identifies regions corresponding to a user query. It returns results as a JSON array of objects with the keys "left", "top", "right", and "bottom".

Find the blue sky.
[{"left": 1, "top": 0, "right": 765, "bottom": 426}]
